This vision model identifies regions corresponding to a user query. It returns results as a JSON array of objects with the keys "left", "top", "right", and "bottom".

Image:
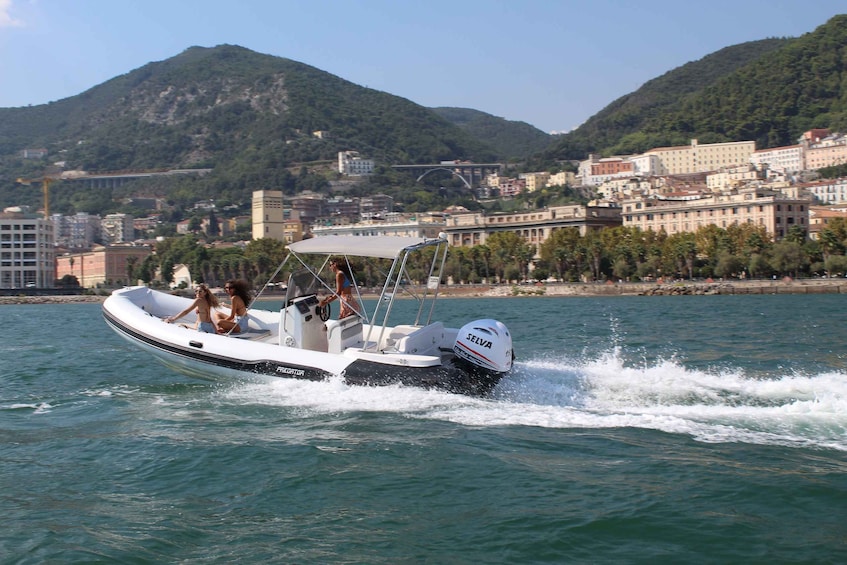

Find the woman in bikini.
[
  {"left": 319, "top": 258, "right": 359, "bottom": 319},
  {"left": 215, "top": 279, "right": 251, "bottom": 334},
  {"left": 165, "top": 283, "right": 219, "bottom": 333}
]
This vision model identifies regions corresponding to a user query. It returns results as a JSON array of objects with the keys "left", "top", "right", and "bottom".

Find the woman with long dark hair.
[
  {"left": 319, "top": 258, "right": 359, "bottom": 319},
  {"left": 165, "top": 283, "right": 220, "bottom": 333},
  {"left": 215, "top": 279, "right": 251, "bottom": 333}
]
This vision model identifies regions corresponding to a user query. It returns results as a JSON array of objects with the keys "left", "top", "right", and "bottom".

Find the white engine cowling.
[{"left": 453, "top": 319, "right": 513, "bottom": 373}]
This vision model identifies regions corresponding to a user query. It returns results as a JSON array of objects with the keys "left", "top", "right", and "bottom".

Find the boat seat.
[
  {"left": 225, "top": 314, "right": 271, "bottom": 340},
  {"left": 392, "top": 322, "right": 444, "bottom": 355},
  {"left": 326, "top": 316, "right": 363, "bottom": 354},
  {"left": 229, "top": 328, "right": 272, "bottom": 340}
]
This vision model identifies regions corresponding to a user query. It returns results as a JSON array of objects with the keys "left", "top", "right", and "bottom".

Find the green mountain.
[
  {"left": 430, "top": 107, "right": 552, "bottom": 160},
  {"left": 0, "top": 45, "right": 504, "bottom": 213},
  {"left": 543, "top": 15, "right": 847, "bottom": 162}
]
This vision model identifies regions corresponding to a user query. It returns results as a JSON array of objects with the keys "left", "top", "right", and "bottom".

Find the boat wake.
[{"left": 213, "top": 347, "right": 847, "bottom": 452}]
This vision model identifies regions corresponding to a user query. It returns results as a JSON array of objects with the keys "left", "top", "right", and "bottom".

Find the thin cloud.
[{"left": 0, "top": 0, "right": 24, "bottom": 28}]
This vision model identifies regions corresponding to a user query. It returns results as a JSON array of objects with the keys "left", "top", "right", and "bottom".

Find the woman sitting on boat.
[
  {"left": 165, "top": 283, "right": 219, "bottom": 333},
  {"left": 215, "top": 279, "right": 250, "bottom": 334},
  {"left": 320, "top": 258, "right": 360, "bottom": 319}
]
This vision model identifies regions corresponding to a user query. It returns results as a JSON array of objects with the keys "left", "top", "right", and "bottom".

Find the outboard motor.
[{"left": 453, "top": 319, "right": 513, "bottom": 373}]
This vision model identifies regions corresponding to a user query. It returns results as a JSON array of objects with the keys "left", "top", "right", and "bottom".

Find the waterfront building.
[
  {"left": 252, "top": 190, "right": 285, "bottom": 240},
  {"left": 0, "top": 212, "right": 55, "bottom": 289},
  {"left": 443, "top": 205, "right": 622, "bottom": 250},
  {"left": 55, "top": 245, "right": 152, "bottom": 288},
  {"left": 621, "top": 187, "right": 811, "bottom": 240},
  {"left": 312, "top": 213, "right": 445, "bottom": 239}
]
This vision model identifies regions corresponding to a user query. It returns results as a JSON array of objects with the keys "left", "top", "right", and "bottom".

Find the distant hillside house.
[
  {"left": 19, "top": 148, "right": 48, "bottom": 159},
  {"left": 338, "top": 151, "right": 374, "bottom": 176}
]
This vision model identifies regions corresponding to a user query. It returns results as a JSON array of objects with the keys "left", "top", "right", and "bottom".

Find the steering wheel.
[{"left": 317, "top": 302, "right": 331, "bottom": 321}]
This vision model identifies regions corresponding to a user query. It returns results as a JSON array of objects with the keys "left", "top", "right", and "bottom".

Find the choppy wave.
[{"left": 211, "top": 348, "right": 847, "bottom": 452}]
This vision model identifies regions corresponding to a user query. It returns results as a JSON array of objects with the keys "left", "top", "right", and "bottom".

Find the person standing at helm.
[{"left": 320, "top": 258, "right": 359, "bottom": 319}]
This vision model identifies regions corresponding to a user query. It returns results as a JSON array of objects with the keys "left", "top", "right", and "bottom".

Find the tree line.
[{"left": 137, "top": 218, "right": 847, "bottom": 292}]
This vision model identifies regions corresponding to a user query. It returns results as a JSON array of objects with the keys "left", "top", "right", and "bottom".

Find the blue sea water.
[{"left": 2, "top": 294, "right": 846, "bottom": 563}]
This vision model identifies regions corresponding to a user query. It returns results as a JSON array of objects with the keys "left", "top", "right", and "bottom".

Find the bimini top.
[{"left": 287, "top": 235, "right": 445, "bottom": 260}]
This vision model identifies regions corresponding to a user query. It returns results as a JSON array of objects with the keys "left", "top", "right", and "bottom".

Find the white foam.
[{"left": 199, "top": 350, "right": 847, "bottom": 451}]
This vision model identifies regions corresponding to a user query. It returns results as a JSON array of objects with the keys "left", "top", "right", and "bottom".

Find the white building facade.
[
  {"left": 0, "top": 213, "right": 55, "bottom": 288},
  {"left": 338, "top": 151, "right": 375, "bottom": 176}
]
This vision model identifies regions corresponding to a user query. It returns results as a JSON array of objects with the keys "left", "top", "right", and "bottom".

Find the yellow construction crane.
[{"left": 16, "top": 175, "right": 58, "bottom": 218}]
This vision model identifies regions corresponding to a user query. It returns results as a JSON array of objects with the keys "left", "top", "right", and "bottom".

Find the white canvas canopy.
[{"left": 287, "top": 235, "right": 443, "bottom": 260}]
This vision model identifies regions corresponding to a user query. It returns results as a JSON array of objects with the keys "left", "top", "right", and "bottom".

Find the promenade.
[{"left": 2, "top": 278, "right": 846, "bottom": 305}]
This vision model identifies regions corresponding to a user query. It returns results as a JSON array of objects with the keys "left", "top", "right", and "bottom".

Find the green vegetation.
[
  {"left": 540, "top": 15, "right": 847, "bottom": 164},
  {"left": 431, "top": 107, "right": 552, "bottom": 159}
]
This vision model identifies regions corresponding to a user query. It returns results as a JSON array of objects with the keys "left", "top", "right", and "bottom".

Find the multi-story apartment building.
[
  {"left": 338, "top": 151, "right": 374, "bottom": 176},
  {"left": 581, "top": 140, "right": 757, "bottom": 186},
  {"left": 289, "top": 192, "right": 325, "bottom": 226},
  {"left": 750, "top": 145, "right": 804, "bottom": 174},
  {"left": 55, "top": 245, "right": 152, "bottom": 288},
  {"left": 578, "top": 155, "right": 635, "bottom": 186},
  {"left": 101, "top": 213, "right": 135, "bottom": 244},
  {"left": 52, "top": 212, "right": 102, "bottom": 249},
  {"left": 521, "top": 172, "right": 551, "bottom": 192},
  {"left": 706, "top": 165, "right": 766, "bottom": 191},
  {"left": 443, "top": 205, "right": 622, "bottom": 250},
  {"left": 808, "top": 204, "right": 847, "bottom": 240},
  {"left": 497, "top": 178, "right": 526, "bottom": 197},
  {"left": 360, "top": 194, "right": 394, "bottom": 219},
  {"left": 0, "top": 212, "right": 55, "bottom": 289},
  {"left": 311, "top": 213, "right": 446, "bottom": 239},
  {"left": 621, "top": 187, "right": 811, "bottom": 239},
  {"left": 546, "top": 171, "right": 576, "bottom": 187},
  {"left": 804, "top": 134, "right": 847, "bottom": 170},
  {"left": 801, "top": 178, "right": 847, "bottom": 204}
]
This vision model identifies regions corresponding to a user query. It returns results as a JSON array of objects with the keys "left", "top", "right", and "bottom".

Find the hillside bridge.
[{"left": 391, "top": 162, "right": 503, "bottom": 188}]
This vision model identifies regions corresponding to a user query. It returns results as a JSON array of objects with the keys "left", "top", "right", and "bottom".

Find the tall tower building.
[{"left": 252, "top": 190, "right": 285, "bottom": 240}]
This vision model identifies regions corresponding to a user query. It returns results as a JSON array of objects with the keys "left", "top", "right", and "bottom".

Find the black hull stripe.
[
  {"left": 102, "top": 308, "right": 330, "bottom": 381},
  {"left": 102, "top": 307, "right": 505, "bottom": 396}
]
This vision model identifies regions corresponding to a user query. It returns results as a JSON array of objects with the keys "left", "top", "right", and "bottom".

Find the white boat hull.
[{"left": 103, "top": 286, "right": 509, "bottom": 395}]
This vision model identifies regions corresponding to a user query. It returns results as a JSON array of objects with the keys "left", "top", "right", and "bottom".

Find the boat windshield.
[{"left": 284, "top": 269, "right": 321, "bottom": 305}]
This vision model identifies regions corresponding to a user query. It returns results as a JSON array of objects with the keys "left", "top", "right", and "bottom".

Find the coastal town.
[{"left": 2, "top": 128, "right": 847, "bottom": 292}]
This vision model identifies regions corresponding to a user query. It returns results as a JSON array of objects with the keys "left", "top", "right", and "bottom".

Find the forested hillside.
[
  {"left": 542, "top": 15, "right": 847, "bottom": 162},
  {"left": 0, "top": 45, "right": 500, "bottom": 213},
  {"left": 431, "top": 107, "right": 552, "bottom": 159}
]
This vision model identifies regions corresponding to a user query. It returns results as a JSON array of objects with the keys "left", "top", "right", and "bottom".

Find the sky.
[{"left": 0, "top": 0, "right": 843, "bottom": 134}]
